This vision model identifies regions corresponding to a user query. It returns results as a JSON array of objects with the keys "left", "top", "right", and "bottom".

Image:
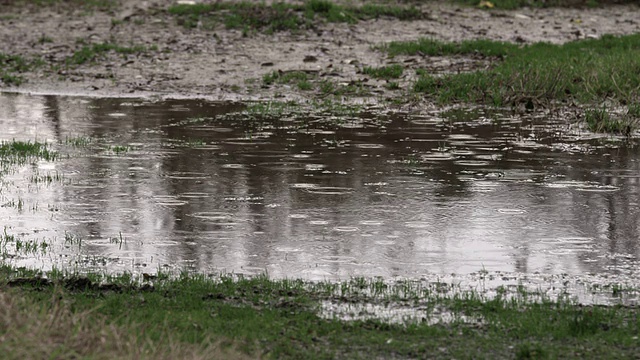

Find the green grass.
[
  {"left": 0, "top": 53, "right": 43, "bottom": 86},
  {"left": 66, "top": 42, "right": 155, "bottom": 66},
  {"left": 261, "top": 71, "right": 369, "bottom": 97},
  {"left": 584, "top": 106, "right": 637, "bottom": 134},
  {"left": 108, "top": 145, "right": 131, "bottom": 154},
  {"left": 262, "top": 70, "right": 310, "bottom": 86},
  {"left": 401, "top": 34, "right": 640, "bottom": 111},
  {"left": 0, "top": 265, "right": 639, "bottom": 359},
  {"left": 383, "top": 38, "right": 518, "bottom": 58},
  {"left": 0, "top": 140, "right": 57, "bottom": 163},
  {"left": 362, "top": 64, "right": 404, "bottom": 79},
  {"left": 168, "top": 1, "right": 422, "bottom": 32}
]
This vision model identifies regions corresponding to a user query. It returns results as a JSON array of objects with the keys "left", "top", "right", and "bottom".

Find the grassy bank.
[
  {"left": 382, "top": 34, "right": 640, "bottom": 132},
  {"left": 1, "top": 265, "right": 639, "bottom": 359}
]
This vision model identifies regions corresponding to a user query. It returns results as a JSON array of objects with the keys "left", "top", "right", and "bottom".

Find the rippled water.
[{"left": 1, "top": 93, "right": 639, "bottom": 285}]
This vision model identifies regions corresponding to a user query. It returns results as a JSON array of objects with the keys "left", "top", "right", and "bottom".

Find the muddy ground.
[{"left": 0, "top": 0, "right": 639, "bottom": 103}]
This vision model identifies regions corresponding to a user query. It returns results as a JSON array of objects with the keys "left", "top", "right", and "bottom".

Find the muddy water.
[{"left": 1, "top": 93, "right": 639, "bottom": 284}]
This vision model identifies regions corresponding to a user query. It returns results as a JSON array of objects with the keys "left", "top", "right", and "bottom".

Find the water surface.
[{"left": 1, "top": 93, "right": 639, "bottom": 285}]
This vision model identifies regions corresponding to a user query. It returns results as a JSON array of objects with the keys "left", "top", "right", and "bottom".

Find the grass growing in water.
[
  {"left": 584, "top": 106, "right": 637, "bottom": 134},
  {"left": 0, "top": 266, "right": 639, "bottom": 359},
  {"left": 0, "top": 140, "right": 57, "bottom": 164}
]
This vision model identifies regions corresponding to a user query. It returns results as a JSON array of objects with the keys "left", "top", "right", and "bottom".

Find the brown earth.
[{"left": 0, "top": 0, "right": 639, "bottom": 102}]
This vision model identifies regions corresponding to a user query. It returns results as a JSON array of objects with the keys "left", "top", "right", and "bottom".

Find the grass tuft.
[
  {"left": 169, "top": 1, "right": 421, "bottom": 32},
  {"left": 384, "top": 38, "right": 518, "bottom": 58},
  {"left": 67, "top": 42, "right": 154, "bottom": 65},
  {"left": 362, "top": 64, "right": 404, "bottom": 80},
  {"left": 0, "top": 53, "right": 43, "bottom": 86},
  {"left": 584, "top": 106, "right": 636, "bottom": 134},
  {"left": 404, "top": 34, "right": 640, "bottom": 113}
]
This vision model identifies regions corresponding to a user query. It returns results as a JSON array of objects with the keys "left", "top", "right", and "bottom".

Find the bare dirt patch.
[{"left": 0, "top": 0, "right": 638, "bottom": 102}]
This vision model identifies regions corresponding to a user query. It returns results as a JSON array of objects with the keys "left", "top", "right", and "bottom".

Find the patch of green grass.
[
  {"left": 262, "top": 70, "right": 310, "bottom": 86},
  {"left": 108, "top": 145, "right": 131, "bottom": 154},
  {"left": 406, "top": 34, "right": 640, "bottom": 110},
  {"left": 584, "top": 106, "right": 636, "bottom": 134},
  {"left": 0, "top": 267, "right": 639, "bottom": 359},
  {"left": 297, "top": 80, "right": 313, "bottom": 91},
  {"left": 66, "top": 42, "right": 154, "bottom": 66},
  {"left": 0, "top": 229, "right": 51, "bottom": 258},
  {"left": 305, "top": 0, "right": 421, "bottom": 23},
  {"left": 0, "top": 53, "right": 43, "bottom": 86},
  {"left": 383, "top": 38, "right": 518, "bottom": 58},
  {"left": 0, "top": 140, "right": 57, "bottom": 163},
  {"left": 385, "top": 81, "right": 401, "bottom": 90},
  {"left": 169, "top": 1, "right": 421, "bottom": 32},
  {"left": 362, "top": 64, "right": 404, "bottom": 79}
]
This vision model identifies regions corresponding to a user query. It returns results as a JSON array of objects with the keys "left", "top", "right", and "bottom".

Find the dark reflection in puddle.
[{"left": 1, "top": 93, "right": 640, "bottom": 285}]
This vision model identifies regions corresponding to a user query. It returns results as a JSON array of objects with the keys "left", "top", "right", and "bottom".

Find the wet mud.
[{"left": 0, "top": 1, "right": 639, "bottom": 101}]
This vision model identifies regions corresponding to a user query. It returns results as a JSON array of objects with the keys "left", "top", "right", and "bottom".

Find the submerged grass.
[
  {"left": 168, "top": 1, "right": 421, "bottom": 32},
  {"left": 583, "top": 106, "right": 637, "bottom": 134},
  {"left": 1, "top": 265, "right": 639, "bottom": 359}
]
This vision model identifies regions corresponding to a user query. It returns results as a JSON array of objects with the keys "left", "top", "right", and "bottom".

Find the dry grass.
[{"left": 0, "top": 289, "right": 255, "bottom": 360}]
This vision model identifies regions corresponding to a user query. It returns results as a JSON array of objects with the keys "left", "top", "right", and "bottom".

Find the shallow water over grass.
[{"left": 1, "top": 93, "right": 639, "bottom": 289}]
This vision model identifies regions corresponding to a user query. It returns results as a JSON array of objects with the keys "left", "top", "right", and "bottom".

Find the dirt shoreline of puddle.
[{"left": 1, "top": 0, "right": 639, "bottom": 103}]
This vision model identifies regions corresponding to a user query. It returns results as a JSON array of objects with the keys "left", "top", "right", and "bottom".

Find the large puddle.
[{"left": 1, "top": 93, "right": 639, "bottom": 290}]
